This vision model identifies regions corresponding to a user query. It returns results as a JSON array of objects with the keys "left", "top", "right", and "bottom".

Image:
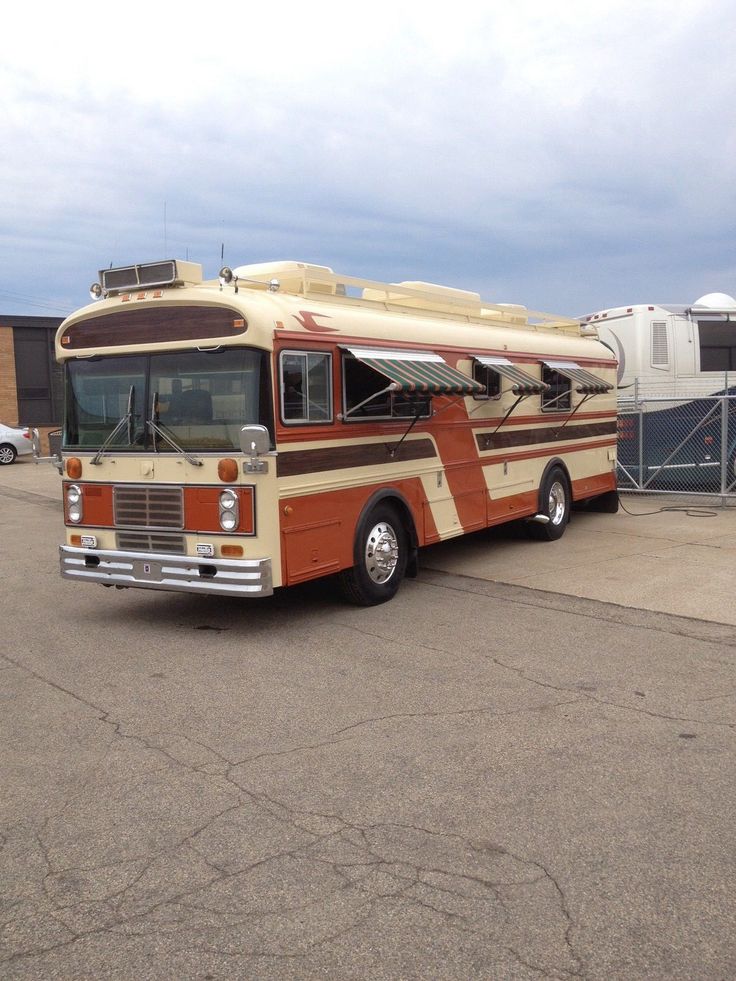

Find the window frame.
[
  {"left": 697, "top": 318, "right": 736, "bottom": 372},
  {"left": 471, "top": 361, "right": 502, "bottom": 401},
  {"left": 540, "top": 365, "right": 572, "bottom": 412},
  {"left": 279, "top": 349, "right": 334, "bottom": 426}
]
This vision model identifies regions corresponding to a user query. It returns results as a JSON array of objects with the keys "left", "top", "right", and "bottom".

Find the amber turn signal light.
[
  {"left": 66, "top": 457, "right": 82, "bottom": 479},
  {"left": 218, "top": 458, "right": 239, "bottom": 482},
  {"left": 220, "top": 545, "right": 243, "bottom": 557}
]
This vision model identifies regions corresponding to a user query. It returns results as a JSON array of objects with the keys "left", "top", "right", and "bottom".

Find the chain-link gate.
[{"left": 617, "top": 393, "right": 736, "bottom": 498}]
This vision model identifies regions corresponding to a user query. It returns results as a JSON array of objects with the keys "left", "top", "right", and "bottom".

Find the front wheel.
[
  {"left": 0, "top": 444, "right": 17, "bottom": 465},
  {"left": 338, "top": 504, "right": 408, "bottom": 605},
  {"left": 527, "top": 467, "right": 570, "bottom": 541}
]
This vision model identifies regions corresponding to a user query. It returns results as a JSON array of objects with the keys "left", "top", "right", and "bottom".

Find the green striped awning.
[
  {"left": 474, "top": 355, "right": 549, "bottom": 396},
  {"left": 345, "top": 346, "right": 484, "bottom": 396},
  {"left": 542, "top": 360, "right": 613, "bottom": 395}
]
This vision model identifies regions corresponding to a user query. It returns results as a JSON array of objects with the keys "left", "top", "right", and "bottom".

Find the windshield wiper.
[
  {"left": 90, "top": 385, "right": 135, "bottom": 465},
  {"left": 147, "top": 391, "right": 203, "bottom": 467}
]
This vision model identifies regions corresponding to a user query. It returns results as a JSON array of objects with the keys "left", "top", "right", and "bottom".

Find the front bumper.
[{"left": 59, "top": 545, "right": 273, "bottom": 597}]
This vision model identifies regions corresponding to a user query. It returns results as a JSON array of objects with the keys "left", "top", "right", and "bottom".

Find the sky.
[{"left": 1, "top": 0, "right": 735, "bottom": 320}]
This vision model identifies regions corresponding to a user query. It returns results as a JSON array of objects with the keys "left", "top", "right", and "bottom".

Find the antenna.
[{"left": 163, "top": 201, "right": 168, "bottom": 255}]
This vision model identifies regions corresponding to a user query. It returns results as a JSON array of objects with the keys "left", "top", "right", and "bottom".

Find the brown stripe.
[
  {"left": 477, "top": 420, "right": 616, "bottom": 452},
  {"left": 277, "top": 437, "right": 436, "bottom": 477},
  {"left": 60, "top": 305, "right": 247, "bottom": 349}
]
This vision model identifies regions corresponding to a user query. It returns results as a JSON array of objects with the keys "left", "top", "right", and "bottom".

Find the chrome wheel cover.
[
  {"left": 0, "top": 446, "right": 14, "bottom": 464},
  {"left": 364, "top": 521, "right": 399, "bottom": 584},
  {"left": 548, "top": 480, "right": 567, "bottom": 525}
]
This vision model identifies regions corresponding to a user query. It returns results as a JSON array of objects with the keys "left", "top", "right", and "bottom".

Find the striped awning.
[
  {"left": 474, "top": 356, "right": 549, "bottom": 396},
  {"left": 344, "top": 347, "right": 484, "bottom": 396},
  {"left": 542, "top": 360, "right": 613, "bottom": 395}
]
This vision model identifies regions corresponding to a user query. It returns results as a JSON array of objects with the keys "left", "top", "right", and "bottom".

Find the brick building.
[{"left": 1, "top": 315, "right": 64, "bottom": 453}]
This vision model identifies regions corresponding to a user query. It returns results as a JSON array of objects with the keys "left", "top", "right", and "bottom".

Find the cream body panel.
[{"left": 63, "top": 452, "right": 284, "bottom": 588}]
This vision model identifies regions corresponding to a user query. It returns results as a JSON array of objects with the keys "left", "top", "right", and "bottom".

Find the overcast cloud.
[{"left": 1, "top": 0, "right": 735, "bottom": 318}]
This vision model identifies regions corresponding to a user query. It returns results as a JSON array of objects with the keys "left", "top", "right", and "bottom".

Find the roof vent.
[{"left": 100, "top": 260, "right": 203, "bottom": 294}]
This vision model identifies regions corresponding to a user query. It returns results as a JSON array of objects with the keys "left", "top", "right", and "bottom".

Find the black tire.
[
  {"left": 0, "top": 444, "right": 17, "bottom": 465},
  {"left": 338, "top": 504, "right": 408, "bottom": 606},
  {"left": 527, "top": 467, "right": 570, "bottom": 541}
]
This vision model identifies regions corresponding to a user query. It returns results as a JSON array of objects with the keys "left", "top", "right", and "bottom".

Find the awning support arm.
[
  {"left": 388, "top": 408, "right": 424, "bottom": 458},
  {"left": 490, "top": 393, "right": 529, "bottom": 434},
  {"left": 341, "top": 384, "right": 394, "bottom": 419},
  {"left": 552, "top": 393, "right": 593, "bottom": 434}
]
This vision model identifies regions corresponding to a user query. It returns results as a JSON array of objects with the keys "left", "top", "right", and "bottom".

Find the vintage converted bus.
[{"left": 47, "top": 259, "right": 618, "bottom": 605}]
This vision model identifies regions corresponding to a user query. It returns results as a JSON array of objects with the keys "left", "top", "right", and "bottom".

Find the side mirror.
[
  {"left": 31, "top": 428, "right": 63, "bottom": 474},
  {"left": 239, "top": 425, "right": 271, "bottom": 473}
]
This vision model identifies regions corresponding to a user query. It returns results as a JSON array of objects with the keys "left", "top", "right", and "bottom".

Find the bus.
[
  {"left": 47, "top": 258, "right": 618, "bottom": 605},
  {"left": 582, "top": 293, "right": 736, "bottom": 490}
]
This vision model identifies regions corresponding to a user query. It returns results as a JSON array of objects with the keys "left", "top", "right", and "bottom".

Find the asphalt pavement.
[
  {"left": 2, "top": 459, "right": 736, "bottom": 980},
  {"left": 6, "top": 457, "right": 736, "bottom": 626}
]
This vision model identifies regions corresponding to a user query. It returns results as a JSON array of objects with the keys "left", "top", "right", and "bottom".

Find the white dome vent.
[{"left": 692, "top": 292, "right": 736, "bottom": 309}]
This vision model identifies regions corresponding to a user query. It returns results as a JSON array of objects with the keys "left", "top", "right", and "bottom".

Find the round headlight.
[
  {"left": 66, "top": 483, "right": 83, "bottom": 523},
  {"left": 219, "top": 490, "right": 237, "bottom": 510},
  {"left": 220, "top": 510, "right": 238, "bottom": 531},
  {"left": 219, "top": 489, "right": 239, "bottom": 531}
]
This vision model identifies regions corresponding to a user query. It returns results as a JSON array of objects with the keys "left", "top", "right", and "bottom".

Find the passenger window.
[
  {"left": 541, "top": 366, "right": 571, "bottom": 411},
  {"left": 472, "top": 363, "right": 502, "bottom": 400},
  {"left": 343, "top": 356, "right": 431, "bottom": 420},
  {"left": 280, "top": 351, "right": 332, "bottom": 424}
]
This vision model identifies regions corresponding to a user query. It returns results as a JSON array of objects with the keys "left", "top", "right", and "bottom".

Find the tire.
[
  {"left": 0, "top": 444, "right": 17, "bottom": 465},
  {"left": 338, "top": 504, "right": 408, "bottom": 606},
  {"left": 527, "top": 467, "right": 570, "bottom": 541}
]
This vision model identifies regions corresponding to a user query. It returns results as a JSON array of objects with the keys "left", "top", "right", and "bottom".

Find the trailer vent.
[{"left": 650, "top": 321, "right": 669, "bottom": 367}]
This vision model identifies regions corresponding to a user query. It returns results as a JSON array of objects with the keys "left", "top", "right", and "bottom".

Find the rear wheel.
[
  {"left": 527, "top": 467, "right": 570, "bottom": 541},
  {"left": 339, "top": 504, "right": 408, "bottom": 605},
  {"left": 0, "top": 444, "right": 17, "bottom": 465}
]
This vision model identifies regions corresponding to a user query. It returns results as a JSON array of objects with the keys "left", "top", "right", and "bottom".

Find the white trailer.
[
  {"left": 581, "top": 292, "right": 736, "bottom": 398},
  {"left": 581, "top": 293, "right": 736, "bottom": 491}
]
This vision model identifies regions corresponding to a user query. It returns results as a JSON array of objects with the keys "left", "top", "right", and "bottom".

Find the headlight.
[
  {"left": 66, "top": 484, "right": 83, "bottom": 523},
  {"left": 219, "top": 489, "right": 239, "bottom": 531}
]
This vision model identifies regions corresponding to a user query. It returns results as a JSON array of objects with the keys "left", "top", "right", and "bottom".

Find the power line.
[{"left": 0, "top": 289, "right": 74, "bottom": 315}]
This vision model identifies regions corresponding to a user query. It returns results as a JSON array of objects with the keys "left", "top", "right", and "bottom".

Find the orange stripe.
[{"left": 278, "top": 477, "right": 435, "bottom": 585}]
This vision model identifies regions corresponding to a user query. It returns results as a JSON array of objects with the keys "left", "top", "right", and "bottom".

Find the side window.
[
  {"left": 541, "top": 366, "right": 571, "bottom": 411},
  {"left": 472, "top": 362, "right": 502, "bottom": 400},
  {"left": 698, "top": 319, "right": 736, "bottom": 371},
  {"left": 342, "top": 356, "right": 431, "bottom": 420},
  {"left": 280, "top": 351, "right": 332, "bottom": 424}
]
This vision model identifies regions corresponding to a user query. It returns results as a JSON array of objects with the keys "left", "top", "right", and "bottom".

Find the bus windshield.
[{"left": 64, "top": 348, "right": 271, "bottom": 451}]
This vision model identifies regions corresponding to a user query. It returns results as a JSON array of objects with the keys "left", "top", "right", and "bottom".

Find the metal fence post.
[
  {"left": 636, "top": 378, "right": 644, "bottom": 490},
  {"left": 721, "top": 394, "right": 729, "bottom": 496}
]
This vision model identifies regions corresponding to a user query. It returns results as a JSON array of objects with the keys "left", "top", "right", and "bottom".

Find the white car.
[{"left": 0, "top": 423, "right": 33, "bottom": 465}]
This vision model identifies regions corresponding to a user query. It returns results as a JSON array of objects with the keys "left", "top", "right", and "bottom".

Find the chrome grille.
[
  {"left": 113, "top": 485, "right": 183, "bottom": 529},
  {"left": 117, "top": 532, "right": 186, "bottom": 554}
]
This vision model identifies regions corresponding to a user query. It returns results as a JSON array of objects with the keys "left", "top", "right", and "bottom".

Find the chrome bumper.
[{"left": 59, "top": 545, "right": 273, "bottom": 597}]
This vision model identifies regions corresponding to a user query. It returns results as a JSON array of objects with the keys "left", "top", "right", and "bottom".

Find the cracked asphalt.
[{"left": 2, "top": 463, "right": 736, "bottom": 979}]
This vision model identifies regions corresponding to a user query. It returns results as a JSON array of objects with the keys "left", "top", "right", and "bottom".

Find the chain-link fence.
[{"left": 617, "top": 392, "right": 736, "bottom": 499}]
